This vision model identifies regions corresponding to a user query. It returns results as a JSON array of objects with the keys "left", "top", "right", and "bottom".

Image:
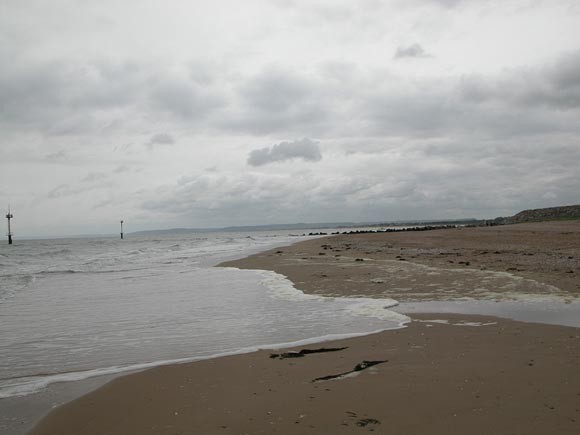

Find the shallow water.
[
  {"left": 396, "top": 298, "right": 580, "bottom": 328},
  {"left": 0, "top": 231, "right": 406, "bottom": 434}
]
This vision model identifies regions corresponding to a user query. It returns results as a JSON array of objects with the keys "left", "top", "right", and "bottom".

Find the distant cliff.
[{"left": 503, "top": 205, "right": 580, "bottom": 224}]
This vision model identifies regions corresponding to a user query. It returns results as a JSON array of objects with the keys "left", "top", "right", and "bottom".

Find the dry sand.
[
  {"left": 30, "top": 222, "right": 580, "bottom": 434},
  {"left": 222, "top": 221, "right": 580, "bottom": 301}
]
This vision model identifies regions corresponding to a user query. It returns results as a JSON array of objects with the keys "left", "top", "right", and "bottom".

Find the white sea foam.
[
  {"left": 255, "top": 269, "right": 410, "bottom": 324},
  {"left": 345, "top": 299, "right": 409, "bottom": 324},
  {"left": 255, "top": 269, "right": 325, "bottom": 302},
  {"left": 372, "top": 259, "right": 575, "bottom": 302},
  {"left": 414, "top": 319, "right": 497, "bottom": 327},
  {"left": 0, "top": 328, "right": 398, "bottom": 399}
]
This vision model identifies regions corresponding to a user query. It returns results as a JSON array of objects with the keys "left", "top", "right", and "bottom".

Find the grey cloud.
[
  {"left": 319, "top": 61, "right": 359, "bottom": 82},
  {"left": 136, "top": 124, "right": 580, "bottom": 228},
  {"left": 46, "top": 185, "right": 65, "bottom": 199},
  {"left": 149, "top": 79, "right": 225, "bottom": 120},
  {"left": 0, "top": 57, "right": 146, "bottom": 137},
  {"left": 82, "top": 172, "right": 107, "bottom": 183},
  {"left": 0, "top": 60, "right": 69, "bottom": 128},
  {"left": 247, "top": 138, "right": 322, "bottom": 166},
  {"left": 142, "top": 173, "right": 286, "bottom": 222},
  {"left": 394, "top": 44, "right": 430, "bottom": 59},
  {"left": 113, "top": 165, "right": 130, "bottom": 173},
  {"left": 47, "top": 184, "right": 85, "bottom": 199},
  {"left": 542, "top": 51, "right": 580, "bottom": 109},
  {"left": 420, "top": 0, "right": 472, "bottom": 8},
  {"left": 239, "top": 67, "right": 312, "bottom": 112},
  {"left": 458, "top": 75, "right": 493, "bottom": 103},
  {"left": 223, "top": 105, "right": 329, "bottom": 136},
  {"left": 114, "top": 143, "right": 133, "bottom": 153},
  {"left": 67, "top": 61, "right": 143, "bottom": 110},
  {"left": 188, "top": 60, "right": 220, "bottom": 85},
  {"left": 223, "top": 51, "right": 579, "bottom": 139},
  {"left": 552, "top": 52, "right": 580, "bottom": 89},
  {"left": 0, "top": 54, "right": 226, "bottom": 137},
  {"left": 431, "top": 0, "right": 465, "bottom": 7},
  {"left": 4, "top": 47, "right": 574, "bottom": 155},
  {"left": 460, "top": 51, "right": 580, "bottom": 110},
  {"left": 223, "top": 68, "right": 331, "bottom": 135},
  {"left": 360, "top": 52, "right": 580, "bottom": 140},
  {"left": 140, "top": 171, "right": 407, "bottom": 226},
  {"left": 48, "top": 176, "right": 113, "bottom": 198},
  {"left": 147, "top": 133, "right": 176, "bottom": 148},
  {"left": 220, "top": 52, "right": 580, "bottom": 142},
  {"left": 45, "top": 151, "right": 67, "bottom": 161},
  {"left": 362, "top": 88, "right": 462, "bottom": 136},
  {"left": 4, "top": 0, "right": 580, "bottom": 236}
]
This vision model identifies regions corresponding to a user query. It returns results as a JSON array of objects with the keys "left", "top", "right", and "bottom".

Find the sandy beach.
[
  {"left": 223, "top": 221, "right": 580, "bottom": 301},
  {"left": 29, "top": 222, "right": 580, "bottom": 434}
]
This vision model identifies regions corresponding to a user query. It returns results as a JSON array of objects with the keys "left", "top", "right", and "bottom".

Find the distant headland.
[
  {"left": 492, "top": 204, "right": 580, "bottom": 225},
  {"left": 130, "top": 204, "right": 580, "bottom": 237}
]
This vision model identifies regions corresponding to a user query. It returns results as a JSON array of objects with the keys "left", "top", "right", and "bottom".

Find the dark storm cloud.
[
  {"left": 247, "top": 138, "right": 322, "bottom": 166},
  {"left": 394, "top": 44, "right": 429, "bottom": 59}
]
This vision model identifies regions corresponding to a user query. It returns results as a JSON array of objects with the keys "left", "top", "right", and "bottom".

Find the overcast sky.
[{"left": 1, "top": 0, "right": 579, "bottom": 236}]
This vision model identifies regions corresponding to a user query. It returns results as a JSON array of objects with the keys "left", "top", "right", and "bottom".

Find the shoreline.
[
  {"left": 28, "top": 222, "right": 580, "bottom": 434},
  {"left": 220, "top": 221, "right": 580, "bottom": 301},
  {"left": 29, "top": 313, "right": 580, "bottom": 435}
]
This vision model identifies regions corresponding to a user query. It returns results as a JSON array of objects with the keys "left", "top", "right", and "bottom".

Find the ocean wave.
[
  {"left": 254, "top": 269, "right": 325, "bottom": 302},
  {"left": 29, "top": 249, "right": 73, "bottom": 257},
  {"left": 345, "top": 299, "right": 409, "bottom": 323},
  {"left": 37, "top": 269, "right": 78, "bottom": 275},
  {"left": 0, "top": 273, "right": 37, "bottom": 303},
  {"left": 255, "top": 269, "right": 400, "bottom": 307},
  {"left": 251, "top": 269, "right": 410, "bottom": 324}
]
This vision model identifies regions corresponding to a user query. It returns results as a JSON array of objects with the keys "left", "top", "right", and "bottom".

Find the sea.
[
  {"left": 2, "top": 229, "right": 579, "bottom": 435},
  {"left": 0, "top": 230, "right": 408, "bottom": 434}
]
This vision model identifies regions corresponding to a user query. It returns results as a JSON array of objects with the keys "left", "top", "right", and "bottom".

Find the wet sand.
[
  {"left": 29, "top": 222, "right": 580, "bottom": 434},
  {"left": 222, "top": 221, "right": 580, "bottom": 301}
]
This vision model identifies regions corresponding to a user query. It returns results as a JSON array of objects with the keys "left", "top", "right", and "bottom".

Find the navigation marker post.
[
  {"left": 120, "top": 220, "right": 124, "bottom": 240},
  {"left": 6, "top": 207, "right": 13, "bottom": 245}
]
